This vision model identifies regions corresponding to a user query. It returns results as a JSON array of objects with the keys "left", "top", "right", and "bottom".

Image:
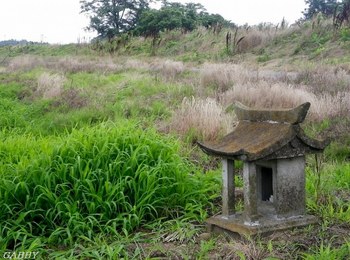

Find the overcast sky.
[{"left": 0, "top": 0, "right": 306, "bottom": 44}]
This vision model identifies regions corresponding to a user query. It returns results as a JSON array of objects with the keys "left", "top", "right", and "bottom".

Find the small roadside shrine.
[{"left": 198, "top": 102, "right": 328, "bottom": 236}]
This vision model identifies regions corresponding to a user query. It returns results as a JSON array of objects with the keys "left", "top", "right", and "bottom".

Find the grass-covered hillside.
[{"left": 0, "top": 20, "right": 349, "bottom": 259}]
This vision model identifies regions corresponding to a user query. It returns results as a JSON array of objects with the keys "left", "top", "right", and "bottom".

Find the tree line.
[
  {"left": 80, "top": 0, "right": 231, "bottom": 40},
  {"left": 80, "top": 0, "right": 350, "bottom": 41},
  {"left": 0, "top": 39, "right": 45, "bottom": 47}
]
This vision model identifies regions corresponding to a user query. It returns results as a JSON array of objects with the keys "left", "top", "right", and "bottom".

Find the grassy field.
[{"left": 0, "top": 20, "right": 350, "bottom": 259}]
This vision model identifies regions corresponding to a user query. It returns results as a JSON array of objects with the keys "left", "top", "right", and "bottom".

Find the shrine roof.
[{"left": 197, "top": 102, "right": 328, "bottom": 161}]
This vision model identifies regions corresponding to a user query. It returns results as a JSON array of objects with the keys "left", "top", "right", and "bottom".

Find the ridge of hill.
[{"left": 1, "top": 18, "right": 350, "bottom": 66}]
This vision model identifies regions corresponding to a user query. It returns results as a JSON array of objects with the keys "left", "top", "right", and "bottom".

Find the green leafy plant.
[{"left": 0, "top": 121, "right": 216, "bottom": 250}]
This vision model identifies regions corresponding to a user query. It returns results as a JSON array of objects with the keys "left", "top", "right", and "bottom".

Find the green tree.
[
  {"left": 303, "top": 0, "right": 338, "bottom": 19},
  {"left": 333, "top": 0, "right": 350, "bottom": 29},
  {"left": 80, "top": 0, "right": 152, "bottom": 39},
  {"left": 159, "top": 2, "right": 198, "bottom": 32},
  {"left": 135, "top": 1, "right": 231, "bottom": 38},
  {"left": 136, "top": 2, "right": 194, "bottom": 38},
  {"left": 136, "top": 8, "right": 180, "bottom": 38},
  {"left": 199, "top": 13, "right": 230, "bottom": 29}
]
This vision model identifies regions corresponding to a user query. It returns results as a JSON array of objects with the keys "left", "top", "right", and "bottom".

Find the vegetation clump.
[{"left": 0, "top": 122, "right": 218, "bottom": 250}]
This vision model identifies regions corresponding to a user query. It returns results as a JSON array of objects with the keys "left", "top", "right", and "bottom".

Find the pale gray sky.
[{"left": 0, "top": 0, "right": 306, "bottom": 44}]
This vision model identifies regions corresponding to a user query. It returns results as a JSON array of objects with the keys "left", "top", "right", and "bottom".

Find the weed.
[
  {"left": 257, "top": 53, "right": 270, "bottom": 62},
  {"left": 302, "top": 241, "right": 350, "bottom": 259},
  {"left": 340, "top": 27, "right": 350, "bottom": 42},
  {"left": 196, "top": 239, "right": 216, "bottom": 259},
  {"left": 306, "top": 161, "right": 350, "bottom": 223}
]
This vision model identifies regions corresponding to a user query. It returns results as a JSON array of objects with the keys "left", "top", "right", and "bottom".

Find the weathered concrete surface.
[
  {"left": 234, "top": 101, "right": 310, "bottom": 124},
  {"left": 207, "top": 213, "right": 318, "bottom": 236},
  {"left": 222, "top": 159, "right": 235, "bottom": 216},
  {"left": 198, "top": 121, "right": 294, "bottom": 161},
  {"left": 213, "top": 157, "right": 310, "bottom": 236},
  {"left": 243, "top": 162, "right": 259, "bottom": 222},
  {"left": 275, "top": 157, "right": 306, "bottom": 217},
  {"left": 242, "top": 157, "right": 306, "bottom": 220}
]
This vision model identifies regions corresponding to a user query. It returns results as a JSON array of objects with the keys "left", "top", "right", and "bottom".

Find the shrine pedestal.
[{"left": 206, "top": 213, "right": 318, "bottom": 237}]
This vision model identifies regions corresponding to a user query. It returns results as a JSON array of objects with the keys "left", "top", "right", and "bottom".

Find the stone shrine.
[{"left": 198, "top": 102, "right": 328, "bottom": 235}]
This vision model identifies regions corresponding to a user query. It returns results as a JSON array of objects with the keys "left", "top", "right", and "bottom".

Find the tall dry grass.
[
  {"left": 35, "top": 73, "right": 87, "bottom": 108},
  {"left": 170, "top": 60, "right": 350, "bottom": 143},
  {"left": 7, "top": 56, "right": 122, "bottom": 74},
  {"left": 36, "top": 72, "right": 66, "bottom": 99},
  {"left": 230, "top": 23, "right": 284, "bottom": 53},
  {"left": 169, "top": 97, "right": 234, "bottom": 141},
  {"left": 124, "top": 59, "right": 149, "bottom": 70},
  {"left": 235, "top": 29, "right": 273, "bottom": 53},
  {"left": 150, "top": 59, "right": 185, "bottom": 81},
  {"left": 7, "top": 55, "right": 188, "bottom": 79},
  {"left": 295, "top": 64, "right": 350, "bottom": 94},
  {"left": 54, "top": 57, "right": 122, "bottom": 73},
  {"left": 199, "top": 61, "right": 350, "bottom": 122},
  {"left": 7, "top": 55, "right": 44, "bottom": 71},
  {"left": 219, "top": 81, "right": 350, "bottom": 121},
  {"left": 200, "top": 63, "right": 252, "bottom": 92}
]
